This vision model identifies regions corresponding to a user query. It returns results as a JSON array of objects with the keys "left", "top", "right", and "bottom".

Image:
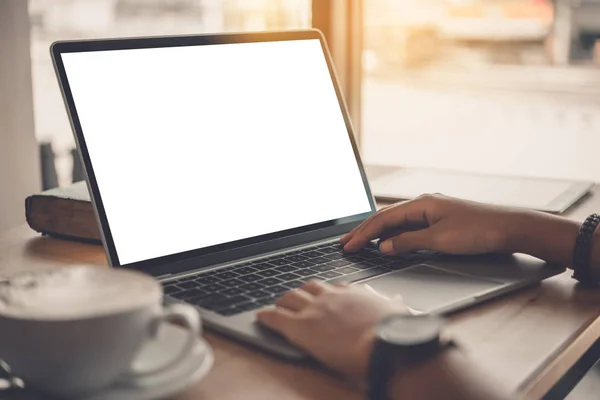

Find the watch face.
[{"left": 376, "top": 314, "right": 443, "bottom": 346}]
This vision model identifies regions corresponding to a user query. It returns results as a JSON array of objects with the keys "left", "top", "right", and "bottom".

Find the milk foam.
[{"left": 0, "top": 266, "right": 161, "bottom": 320}]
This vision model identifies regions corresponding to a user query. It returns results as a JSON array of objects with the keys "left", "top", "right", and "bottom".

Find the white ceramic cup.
[{"left": 0, "top": 266, "right": 201, "bottom": 398}]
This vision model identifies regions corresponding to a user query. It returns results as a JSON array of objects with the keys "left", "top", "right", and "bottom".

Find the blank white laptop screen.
[{"left": 61, "top": 39, "right": 371, "bottom": 265}]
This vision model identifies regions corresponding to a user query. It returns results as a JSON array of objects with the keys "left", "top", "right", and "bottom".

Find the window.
[
  {"left": 362, "top": 0, "right": 600, "bottom": 182},
  {"left": 28, "top": 0, "right": 311, "bottom": 187}
]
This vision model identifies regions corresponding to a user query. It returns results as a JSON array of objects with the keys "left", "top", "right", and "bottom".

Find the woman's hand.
[
  {"left": 341, "top": 194, "right": 579, "bottom": 263},
  {"left": 256, "top": 281, "right": 408, "bottom": 380}
]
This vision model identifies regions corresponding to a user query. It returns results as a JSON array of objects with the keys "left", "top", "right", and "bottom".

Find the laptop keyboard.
[{"left": 163, "top": 242, "right": 428, "bottom": 317}]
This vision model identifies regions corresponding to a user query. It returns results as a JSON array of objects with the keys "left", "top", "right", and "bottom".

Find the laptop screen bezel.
[{"left": 51, "top": 29, "right": 376, "bottom": 274}]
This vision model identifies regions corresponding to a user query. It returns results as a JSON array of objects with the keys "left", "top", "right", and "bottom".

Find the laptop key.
[
  {"left": 256, "top": 297, "right": 276, "bottom": 306},
  {"left": 264, "top": 285, "right": 289, "bottom": 295},
  {"left": 239, "top": 283, "right": 265, "bottom": 292},
  {"left": 326, "top": 259, "right": 352, "bottom": 268},
  {"left": 195, "top": 276, "right": 221, "bottom": 285},
  {"left": 257, "top": 269, "right": 281, "bottom": 278},
  {"left": 238, "top": 274, "right": 263, "bottom": 283},
  {"left": 344, "top": 255, "right": 367, "bottom": 262},
  {"left": 214, "top": 271, "right": 239, "bottom": 280},
  {"left": 236, "top": 266, "right": 258, "bottom": 275},
  {"left": 302, "top": 251, "right": 325, "bottom": 258},
  {"left": 267, "top": 259, "right": 289, "bottom": 267},
  {"left": 176, "top": 289, "right": 209, "bottom": 300},
  {"left": 220, "top": 278, "right": 246, "bottom": 287},
  {"left": 294, "top": 268, "right": 319, "bottom": 277},
  {"left": 368, "top": 258, "right": 395, "bottom": 266},
  {"left": 257, "top": 277, "right": 284, "bottom": 287},
  {"left": 204, "top": 295, "right": 253, "bottom": 310},
  {"left": 311, "top": 264, "right": 336, "bottom": 273},
  {"left": 335, "top": 266, "right": 360, "bottom": 275},
  {"left": 245, "top": 290, "right": 272, "bottom": 299},
  {"left": 252, "top": 263, "right": 274, "bottom": 270},
  {"left": 318, "top": 271, "right": 342, "bottom": 280},
  {"left": 318, "top": 247, "right": 339, "bottom": 254},
  {"left": 323, "top": 253, "right": 345, "bottom": 261},
  {"left": 219, "top": 287, "right": 245, "bottom": 296},
  {"left": 284, "top": 255, "right": 309, "bottom": 262},
  {"left": 306, "top": 256, "right": 330, "bottom": 264},
  {"left": 284, "top": 280, "right": 304, "bottom": 289},
  {"left": 191, "top": 293, "right": 230, "bottom": 307},
  {"left": 360, "top": 251, "right": 385, "bottom": 260},
  {"left": 201, "top": 283, "right": 227, "bottom": 292},
  {"left": 291, "top": 261, "right": 316, "bottom": 268},
  {"left": 348, "top": 261, "right": 376, "bottom": 270},
  {"left": 277, "top": 272, "right": 302, "bottom": 281},
  {"left": 274, "top": 265, "right": 298, "bottom": 273},
  {"left": 327, "top": 267, "right": 390, "bottom": 285},
  {"left": 298, "top": 275, "right": 325, "bottom": 283}
]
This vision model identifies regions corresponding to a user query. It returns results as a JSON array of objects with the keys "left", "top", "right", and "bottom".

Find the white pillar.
[
  {"left": 0, "top": 0, "right": 41, "bottom": 231},
  {"left": 552, "top": 0, "right": 573, "bottom": 65}
]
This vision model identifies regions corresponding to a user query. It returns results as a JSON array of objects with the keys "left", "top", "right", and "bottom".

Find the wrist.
[
  {"left": 502, "top": 210, "right": 579, "bottom": 266},
  {"left": 501, "top": 209, "right": 545, "bottom": 253}
]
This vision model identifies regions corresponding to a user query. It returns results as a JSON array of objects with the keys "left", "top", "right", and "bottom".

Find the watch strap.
[
  {"left": 368, "top": 338, "right": 403, "bottom": 400},
  {"left": 572, "top": 213, "right": 600, "bottom": 286},
  {"left": 368, "top": 338, "right": 455, "bottom": 400}
]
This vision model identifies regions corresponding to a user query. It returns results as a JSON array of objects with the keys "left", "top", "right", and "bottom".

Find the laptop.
[{"left": 51, "top": 30, "right": 563, "bottom": 360}]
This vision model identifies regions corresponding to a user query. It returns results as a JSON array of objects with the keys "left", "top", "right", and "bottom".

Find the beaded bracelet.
[{"left": 572, "top": 213, "right": 600, "bottom": 286}]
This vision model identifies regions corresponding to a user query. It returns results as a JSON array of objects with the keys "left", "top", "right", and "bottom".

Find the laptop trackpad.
[{"left": 364, "top": 264, "right": 502, "bottom": 313}]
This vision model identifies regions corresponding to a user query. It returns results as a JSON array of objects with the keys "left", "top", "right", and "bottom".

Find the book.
[{"left": 25, "top": 181, "right": 100, "bottom": 243}]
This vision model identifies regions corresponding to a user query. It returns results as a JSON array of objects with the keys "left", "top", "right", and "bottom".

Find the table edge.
[{"left": 519, "top": 315, "right": 600, "bottom": 399}]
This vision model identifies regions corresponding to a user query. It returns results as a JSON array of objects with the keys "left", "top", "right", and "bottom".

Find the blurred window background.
[
  {"left": 28, "top": 0, "right": 600, "bottom": 188},
  {"left": 28, "top": 0, "right": 311, "bottom": 188},
  {"left": 362, "top": 0, "right": 600, "bottom": 181}
]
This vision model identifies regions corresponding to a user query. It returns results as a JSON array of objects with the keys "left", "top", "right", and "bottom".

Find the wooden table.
[{"left": 2, "top": 166, "right": 600, "bottom": 399}]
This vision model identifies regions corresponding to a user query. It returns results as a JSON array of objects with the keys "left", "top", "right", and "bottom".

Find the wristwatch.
[{"left": 368, "top": 314, "right": 446, "bottom": 400}]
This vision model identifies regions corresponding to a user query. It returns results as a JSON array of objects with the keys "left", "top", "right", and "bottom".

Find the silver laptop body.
[{"left": 52, "top": 30, "right": 562, "bottom": 360}]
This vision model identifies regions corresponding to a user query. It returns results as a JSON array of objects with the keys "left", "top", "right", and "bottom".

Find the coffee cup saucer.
[
  {"left": 1, "top": 321, "right": 213, "bottom": 400},
  {"left": 80, "top": 322, "right": 214, "bottom": 400}
]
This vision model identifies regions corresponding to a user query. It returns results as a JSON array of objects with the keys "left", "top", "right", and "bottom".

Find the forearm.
[{"left": 390, "top": 349, "right": 512, "bottom": 400}]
